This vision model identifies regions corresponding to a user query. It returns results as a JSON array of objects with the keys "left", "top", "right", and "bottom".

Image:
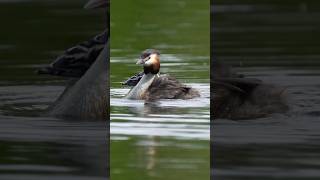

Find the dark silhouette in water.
[
  {"left": 38, "top": 0, "right": 109, "bottom": 120},
  {"left": 212, "top": 61, "right": 288, "bottom": 120},
  {"left": 123, "top": 49, "right": 200, "bottom": 100}
]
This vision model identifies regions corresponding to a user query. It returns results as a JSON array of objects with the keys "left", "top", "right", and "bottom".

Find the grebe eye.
[{"left": 141, "top": 53, "right": 150, "bottom": 59}]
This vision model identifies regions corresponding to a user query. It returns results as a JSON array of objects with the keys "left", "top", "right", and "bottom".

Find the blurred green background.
[{"left": 111, "top": 0, "right": 210, "bottom": 87}]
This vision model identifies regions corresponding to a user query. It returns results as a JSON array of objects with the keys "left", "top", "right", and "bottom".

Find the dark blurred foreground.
[{"left": 212, "top": 1, "right": 320, "bottom": 180}]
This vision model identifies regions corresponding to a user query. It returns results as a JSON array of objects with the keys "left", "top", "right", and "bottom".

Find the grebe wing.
[
  {"left": 37, "top": 31, "right": 107, "bottom": 78},
  {"left": 214, "top": 77, "right": 262, "bottom": 94},
  {"left": 213, "top": 81, "right": 245, "bottom": 94},
  {"left": 146, "top": 75, "right": 199, "bottom": 100},
  {"left": 122, "top": 71, "right": 144, "bottom": 86}
]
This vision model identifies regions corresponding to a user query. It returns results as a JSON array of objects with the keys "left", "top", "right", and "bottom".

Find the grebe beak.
[
  {"left": 136, "top": 56, "right": 150, "bottom": 65},
  {"left": 84, "top": 0, "right": 108, "bottom": 9}
]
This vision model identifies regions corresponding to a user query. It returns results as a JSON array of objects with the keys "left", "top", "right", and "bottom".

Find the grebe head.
[
  {"left": 125, "top": 49, "right": 160, "bottom": 99},
  {"left": 136, "top": 49, "right": 160, "bottom": 74}
]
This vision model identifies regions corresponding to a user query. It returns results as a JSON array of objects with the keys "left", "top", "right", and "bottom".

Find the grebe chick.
[{"left": 124, "top": 49, "right": 200, "bottom": 100}]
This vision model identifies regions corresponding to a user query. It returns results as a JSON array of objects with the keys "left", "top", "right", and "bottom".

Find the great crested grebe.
[
  {"left": 38, "top": 0, "right": 108, "bottom": 120},
  {"left": 212, "top": 61, "right": 288, "bottom": 120},
  {"left": 123, "top": 49, "right": 200, "bottom": 100}
]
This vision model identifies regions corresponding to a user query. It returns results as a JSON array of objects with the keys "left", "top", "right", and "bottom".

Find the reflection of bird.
[
  {"left": 127, "top": 102, "right": 196, "bottom": 116},
  {"left": 38, "top": 0, "right": 109, "bottom": 120},
  {"left": 212, "top": 61, "right": 288, "bottom": 120},
  {"left": 123, "top": 49, "right": 200, "bottom": 100}
]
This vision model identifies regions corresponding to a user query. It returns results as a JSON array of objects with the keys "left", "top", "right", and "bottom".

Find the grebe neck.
[
  {"left": 49, "top": 42, "right": 109, "bottom": 120},
  {"left": 126, "top": 73, "right": 157, "bottom": 99}
]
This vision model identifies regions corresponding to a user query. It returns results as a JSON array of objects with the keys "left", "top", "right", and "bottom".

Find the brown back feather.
[{"left": 144, "top": 75, "right": 199, "bottom": 100}]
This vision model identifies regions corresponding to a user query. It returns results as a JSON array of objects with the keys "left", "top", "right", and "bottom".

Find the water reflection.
[{"left": 111, "top": 84, "right": 209, "bottom": 140}]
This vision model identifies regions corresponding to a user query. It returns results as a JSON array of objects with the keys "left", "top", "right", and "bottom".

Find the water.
[
  {"left": 4, "top": 0, "right": 318, "bottom": 179},
  {"left": 110, "top": 0, "right": 210, "bottom": 179},
  {"left": 0, "top": 1, "right": 107, "bottom": 179},
  {"left": 213, "top": 1, "right": 320, "bottom": 179}
]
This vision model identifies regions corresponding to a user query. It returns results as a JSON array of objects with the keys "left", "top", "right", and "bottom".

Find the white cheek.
[
  {"left": 145, "top": 54, "right": 158, "bottom": 65},
  {"left": 145, "top": 60, "right": 153, "bottom": 65}
]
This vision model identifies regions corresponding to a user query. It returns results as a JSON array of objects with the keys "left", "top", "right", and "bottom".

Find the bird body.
[
  {"left": 38, "top": 0, "right": 109, "bottom": 120},
  {"left": 212, "top": 61, "right": 288, "bottom": 120},
  {"left": 124, "top": 49, "right": 200, "bottom": 100},
  {"left": 126, "top": 73, "right": 157, "bottom": 99}
]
